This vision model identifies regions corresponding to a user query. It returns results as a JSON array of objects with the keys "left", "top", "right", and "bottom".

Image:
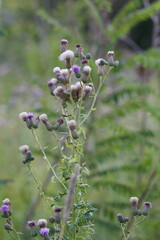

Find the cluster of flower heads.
[
  {"left": 117, "top": 197, "right": 152, "bottom": 224},
  {"left": 19, "top": 39, "right": 119, "bottom": 142},
  {"left": 27, "top": 208, "right": 62, "bottom": 239},
  {"left": 0, "top": 199, "right": 13, "bottom": 232}
]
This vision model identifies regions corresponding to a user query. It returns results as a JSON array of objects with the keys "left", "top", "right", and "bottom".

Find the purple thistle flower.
[
  {"left": 144, "top": 202, "right": 152, "bottom": 208},
  {"left": 40, "top": 227, "right": 50, "bottom": 236},
  {"left": 71, "top": 65, "right": 80, "bottom": 73},
  {"left": 0, "top": 205, "right": 10, "bottom": 212},
  {"left": 27, "top": 113, "right": 34, "bottom": 119}
]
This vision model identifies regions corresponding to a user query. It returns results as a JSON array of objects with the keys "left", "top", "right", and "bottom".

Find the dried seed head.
[
  {"left": 19, "top": 145, "right": 30, "bottom": 154},
  {"left": 130, "top": 197, "right": 138, "bottom": 207},
  {"left": 37, "top": 219, "right": 47, "bottom": 228},
  {"left": 19, "top": 112, "right": 28, "bottom": 121},
  {"left": 61, "top": 69, "right": 69, "bottom": 76},
  {"left": 83, "top": 66, "right": 92, "bottom": 74},
  {"left": 53, "top": 67, "right": 61, "bottom": 74},
  {"left": 2, "top": 198, "right": 11, "bottom": 206},
  {"left": 53, "top": 86, "right": 64, "bottom": 98},
  {"left": 59, "top": 50, "right": 74, "bottom": 61},
  {"left": 39, "top": 114, "right": 48, "bottom": 123},
  {"left": 68, "top": 120, "right": 77, "bottom": 130},
  {"left": 107, "top": 51, "right": 114, "bottom": 57}
]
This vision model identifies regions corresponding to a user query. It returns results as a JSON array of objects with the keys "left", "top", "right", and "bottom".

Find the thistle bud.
[
  {"left": 49, "top": 216, "right": 55, "bottom": 223},
  {"left": 71, "top": 85, "right": 78, "bottom": 102},
  {"left": 68, "top": 120, "right": 78, "bottom": 139},
  {"left": 82, "top": 66, "right": 92, "bottom": 83},
  {"left": 23, "top": 150, "right": 34, "bottom": 164},
  {"left": 53, "top": 118, "right": 64, "bottom": 130},
  {"left": 61, "top": 39, "right": 68, "bottom": 53},
  {"left": 136, "top": 210, "right": 143, "bottom": 216},
  {"left": 54, "top": 208, "right": 62, "bottom": 224},
  {"left": 32, "top": 116, "right": 40, "bottom": 129},
  {"left": 27, "top": 221, "right": 38, "bottom": 237},
  {"left": 53, "top": 86, "right": 64, "bottom": 100},
  {"left": 81, "top": 59, "right": 88, "bottom": 67},
  {"left": 143, "top": 202, "right": 152, "bottom": 216},
  {"left": 74, "top": 44, "right": 81, "bottom": 57},
  {"left": 86, "top": 53, "right": 91, "bottom": 59},
  {"left": 117, "top": 213, "right": 124, "bottom": 223},
  {"left": 123, "top": 217, "right": 129, "bottom": 223},
  {"left": 26, "top": 113, "right": 34, "bottom": 129},
  {"left": 4, "top": 223, "right": 13, "bottom": 231}
]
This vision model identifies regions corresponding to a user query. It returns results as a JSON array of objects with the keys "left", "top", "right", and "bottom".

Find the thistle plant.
[
  {"left": 1, "top": 40, "right": 119, "bottom": 240},
  {"left": 117, "top": 197, "right": 152, "bottom": 240}
]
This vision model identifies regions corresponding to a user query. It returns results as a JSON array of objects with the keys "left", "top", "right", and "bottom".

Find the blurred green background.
[{"left": 1, "top": 0, "right": 160, "bottom": 239}]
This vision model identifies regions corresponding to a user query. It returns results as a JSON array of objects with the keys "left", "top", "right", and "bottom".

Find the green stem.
[
  {"left": 79, "top": 76, "right": 104, "bottom": 127},
  {"left": 121, "top": 224, "right": 128, "bottom": 240},
  {"left": 31, "top": 129, "right": 67, "bottom": 191},
  {"left": 8, "top": 232, "right": 17, "bottom": 240},
  {"left": 27, "top": 163, "right": 52, "bottom": 211},
  {"left": 10, "top": 219, "right": 21, "bottom": 240}
]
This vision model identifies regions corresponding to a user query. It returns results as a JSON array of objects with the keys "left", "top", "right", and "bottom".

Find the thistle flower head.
[
  {"left": 75, "top": 81, "right": 83, "bottom": 89},
  {"left": 61, "top": 39, "right": 68, "bottom": 45},
  {"left": 107, "top": 51, "right": 114, "bottom": 57},
  {"left": 144, "top": 202, "right": 152, "bottom": 208},
  {"left": 81, "top": 59, "right": 88, "bottom": 65},
  {"left": 71, "top": 65, "right": 80, "bottom": 73},
  {"left": 2, "top": 198, "right": 11, "bottom": 206},
  {"left": 60, "top": 69, "right": 69, "bottom": 76},
  {"left": 39, "top": 114, "right": 48, "bottom": 122},
  {"left": 37, "top": 219, "right": 47, "bottom": 228},
  {"left": 59, "top": 50, "right": 74, "bottom": 61},
  {"left": 76, "top": 44, "right": 81, "bottom": 48},
  {"left": 53, "top": 67, "right": 61, "bottom": 74},
  {"left": 27, "top": 113, "right": 34, "bottom": 119},
  {"left": 27, "top": 220, "right": 36, "bottom": 228},
  {"left": 68, "top": 120, "right": 77, "bottom": 130},
  {"left": 47, "top": 78, "right": 57, "bottom": 87},
  {"left": 40, "top": 227, "right": 50, "bottom": 236},
  {"left": 19, "top": 112, "right": 28, "bottom": 121},
  {"left": 0, "top": 205, "right": 10, "bottom": 212},
  {"left": 54, "top": 207, "right": 62, "bottom": 213},
  {"left": 83, "top": 66, "right": 92, "bottom": 74},
  {"left": 19, "top": 145, "right": 30, "bottom": 154},
  {"left": 95, "top": 58, "right": 106, "bottom": 66},
  {"left": 130, "top": 197, "right": 138, "bottom": 207}
]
